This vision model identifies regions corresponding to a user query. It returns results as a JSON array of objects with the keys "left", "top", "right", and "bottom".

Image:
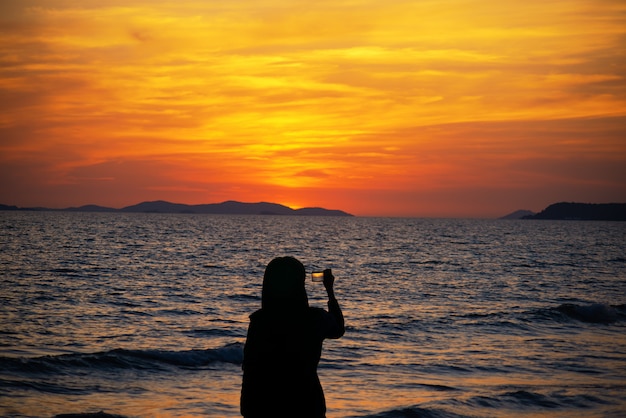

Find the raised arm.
[{"left": 323, "top": 269, "right": 345, "bottom": 339}]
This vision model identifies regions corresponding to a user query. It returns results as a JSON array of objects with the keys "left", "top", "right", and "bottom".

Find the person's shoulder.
[{"left": 249, "top": 309, "right": 264, "bottom": 320}]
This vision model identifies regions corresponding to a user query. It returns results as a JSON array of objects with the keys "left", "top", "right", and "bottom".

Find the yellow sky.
[{"left": 1, "top": 0, "right": 625, "bottom": 216}]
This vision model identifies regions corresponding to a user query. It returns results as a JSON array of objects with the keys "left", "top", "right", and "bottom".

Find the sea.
[{"left": 1, "top": 211, "right": 625, "bottom": 418}]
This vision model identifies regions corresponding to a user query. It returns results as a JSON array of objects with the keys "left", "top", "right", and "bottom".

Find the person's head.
[{"left": 262, "top": 256, "right": 308, "bottom": 311}]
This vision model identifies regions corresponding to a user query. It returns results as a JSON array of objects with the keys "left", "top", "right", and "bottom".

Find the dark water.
[{"left": 1, "top": 212, "right": 625, "bottom": 417}]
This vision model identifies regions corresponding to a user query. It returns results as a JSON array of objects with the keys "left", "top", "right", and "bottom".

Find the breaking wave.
[
  {"left": 552, "top": 302, "right": 626, "bottom": 324},
  {"left": 0, "top": 342, "right": 243, "bottom": 376}
]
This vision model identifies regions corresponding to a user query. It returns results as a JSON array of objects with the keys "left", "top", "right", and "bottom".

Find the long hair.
[{"left": 261, "top": 256, "right": 309, "bottom": 312}]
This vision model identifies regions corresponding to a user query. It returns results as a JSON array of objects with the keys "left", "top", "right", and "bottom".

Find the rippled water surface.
[{"left": 1, "top": 212, "right": 625, "bottom": 417}]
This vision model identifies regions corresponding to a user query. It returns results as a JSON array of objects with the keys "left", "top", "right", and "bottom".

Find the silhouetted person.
[{"left": 241, "top": 256, "right": 345, "bottom": 418}]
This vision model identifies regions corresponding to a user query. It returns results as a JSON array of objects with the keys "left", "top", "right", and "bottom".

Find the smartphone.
[{"left": 311, "top": 268, "right": 332, "bottom": 282}]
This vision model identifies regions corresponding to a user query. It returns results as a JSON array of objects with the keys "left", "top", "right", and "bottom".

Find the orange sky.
[{"left": 1, "top": 0, "right": 625, "bottom": 217}]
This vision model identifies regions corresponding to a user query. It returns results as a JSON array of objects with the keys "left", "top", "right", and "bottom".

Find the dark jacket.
[{"left": 241, "top": 299, "right": 344, "bottom": 417}]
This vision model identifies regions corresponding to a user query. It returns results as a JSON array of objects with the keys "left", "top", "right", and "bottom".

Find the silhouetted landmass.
[
  {"left": 66, "top": 205, "right": 118, "bottom": 213},
  {"left": 0, "top": 204, "right": 52, "bottom": 211},
  {"left": 120, "top": 200, "right": 353, "bottom": 216},
  {"left": 292, "top": 207, "right": 351, "bottom": 217},
  {"left": 0, "top": 204, "right": 20, "bottom": 211},
  {"left": 523, "top": 202, "right": 626, "bottom": 221},
  {"left": 499, "top": 209, "right": 535, "bottom": 220},
  {"left": 0, "top": 200, "right": 353, "bottom": 217},
  {"left": 121, "top": 201, "right": 199, "bottom": 213}
]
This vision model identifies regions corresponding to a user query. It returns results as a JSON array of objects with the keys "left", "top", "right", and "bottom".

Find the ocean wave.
[
  {"left": 522, "top": 302, "right": 626, "bottom": 325},
  {"left": 463, "top": 389, "right": 612, "bottom": 410},
  {"left": 553, "top": 303, "right": 626, "bottom": 324},
  {"left": 358, "top": 389, "right": 613, "bottom": 418},
  {"left": 421, "top": 302, "right": 625, "bottom": 334},
  {"left": 182, "top": 328, "right": 243, "bottom": 338},
  {"left": 0, "top": 342, "right": 243, "bottom": 375},
  {"left": 356, "top": 405, "right": 472, "bottom": 418}
]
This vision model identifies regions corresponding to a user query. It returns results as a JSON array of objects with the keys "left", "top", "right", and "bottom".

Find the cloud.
[
  {"left": 1, "top": 0, "right": 625, "bottom": 215},
  {"left": 294, "top": 169, "right": 330, "bottom": 179}
]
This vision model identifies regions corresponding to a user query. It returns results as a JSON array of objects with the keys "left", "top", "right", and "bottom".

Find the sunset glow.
[{"left": 1, "top": 0, "right": 625, "bottom": 216}]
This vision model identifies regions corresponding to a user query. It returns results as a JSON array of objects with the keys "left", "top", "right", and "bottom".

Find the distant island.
[
  {"left": 522, "top": 202, "right": 625, "bottom": 221},
  {"left": 499, "top": 209, "right": 536, "bottom": 220},
  {"left": 501, "top": 202, "right": 626, "bottom": 221},
  {"left": 0, "top": 200, "right": 354, "bottom": 217}
]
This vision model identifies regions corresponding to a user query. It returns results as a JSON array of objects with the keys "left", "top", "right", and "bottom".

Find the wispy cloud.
[{"left": 1, "top": 0, "right": 624, "bottom": 215}]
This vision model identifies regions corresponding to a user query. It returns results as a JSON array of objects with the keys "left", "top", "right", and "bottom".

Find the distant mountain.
[
  {"left": 0, "top": 204, "right": 20, "bottom": 211},
  {"left": 499, "top": 209, "right": 535, "bottom": 220},
  {"left": 65, "top": 205, "right": 118, "bottom": 212},
  {"left": 121, "top": 201, "right": 198, "bottom": 213},
  {"left": 294, "top": 207, "right": 351, "bottom": 216},
  {"left": 0, "top": 200, "right": 353, "bottom": 217},
  {"left": 0, "top": 204, "right": 49, "bottom": 211},
  {"left": 523, "top": 202, "right": 626, "bottom": 221},
  {"left": 192, "top": 201, "right": 298, "bottom": 215}
]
